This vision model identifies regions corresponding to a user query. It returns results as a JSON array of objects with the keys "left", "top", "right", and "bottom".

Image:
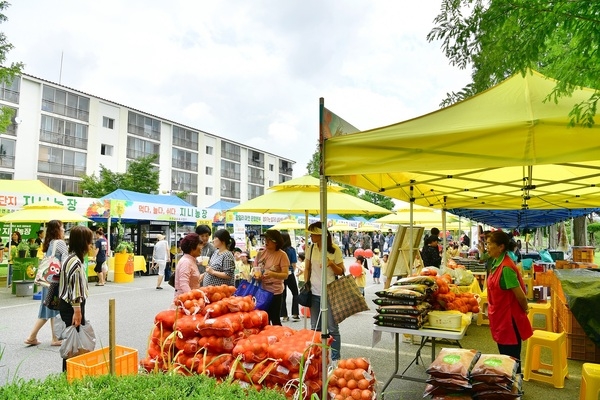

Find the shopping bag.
[
  {"left": 43, "top": 281, "right": 61, "bottom": 310},
  {"left": 35, "top": 241, "right": 61, "bottom": 287},
  {"left": 327, "top": 274, "right": 369, "bottom": 324},
  {"left": 253, "top": 285, "right": 273, "bottom": 311},
  {"left": 59, "top": 322, "right": 96, "bottom": 359},
  {"left": 234, "top": 279, "right": 273, "bottom": 310},
  {"left": 234, "top": 279, "right": 257, "bottom": 297},
  {"left": 298, "top": 282, "right": 312, "bottom": 307}
]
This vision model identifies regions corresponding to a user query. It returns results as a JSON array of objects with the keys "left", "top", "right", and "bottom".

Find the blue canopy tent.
[
  {"left": 448, "top": 208, "right": 599, "bottom": 230},
  {"left": 206, "top": 200, "right": 239, "bottom": 211},
  {"left": 90, "top": 189, "right": 198, "bottom": 259}
]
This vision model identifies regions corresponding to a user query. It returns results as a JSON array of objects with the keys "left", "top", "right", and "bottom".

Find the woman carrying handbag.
[
  {"left": 304, "top": 222, "right": 345, "bottom": 361},
  {"left": 58, "top": 226, "right": 94, "bottom": 371}
]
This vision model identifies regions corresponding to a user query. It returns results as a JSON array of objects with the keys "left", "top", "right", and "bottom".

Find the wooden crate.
[{"left": 566, "top": 333, "right": 600, "bottom": 362}]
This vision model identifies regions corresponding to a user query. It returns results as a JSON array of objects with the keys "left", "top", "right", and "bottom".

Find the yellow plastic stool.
[
  {"left": 528, "top": 302, "right": 553, "bottom": 331},
  {"left": 477, "top": 291, "right": 489, "bottom": 326},
  {"left": 580, "top": 363, "right": 600, "bottom": 400},
  {"left": 523, "top": 330, "right": 568, "bottom": 388}
]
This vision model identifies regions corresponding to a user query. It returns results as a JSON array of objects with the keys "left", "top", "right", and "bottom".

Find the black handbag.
[
  {"left": 298, "top": 282, "right": 312, "bottom": 307},
  {"left": 43, "top": 281, "right": 60, "bottom": 310}
]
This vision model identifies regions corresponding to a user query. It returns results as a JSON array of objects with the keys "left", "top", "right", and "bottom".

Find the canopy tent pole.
[
  {"left": 304, "top": 209, "right": 309, "bottom": 330},
  {"left": 442, "top": 196, "right": 448, "bottom": 266},
  {"left": 409, "top": 187, "right": 414, "bottom": 274},
  {"left": 319, "top": 96, "right": 330, "bottom": 400}
]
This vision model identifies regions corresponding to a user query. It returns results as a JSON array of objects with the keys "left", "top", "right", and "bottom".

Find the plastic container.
[
  {"left": 113, "top": 253, "right": 134, "bottom": 283},
  {"left": 14, "top": 280, "right": 34, "bottom": 297},
  {"left": 428, "top": 311, "right": 462, "bottom": 330},
  {"left": 572, "top": 246, "right": 595, "bottom": 263},
  {"left": 66, "top": 345, "right": 138, "bottom": 382}
]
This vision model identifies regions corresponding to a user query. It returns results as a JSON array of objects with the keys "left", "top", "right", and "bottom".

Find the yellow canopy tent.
[
  {"left": 324, "top": 70, "right": 600, "bottom": 227},
  {"left": 0, "top": 180, "right": 64, "bottom": 197}
]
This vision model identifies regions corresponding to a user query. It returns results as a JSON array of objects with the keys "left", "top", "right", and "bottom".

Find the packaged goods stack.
[
  {"left": 423, "top": 349, "right": 524, "bottom": 399},
  {"left": 423, "top": 348, "right": 480, "bottom": 398},
  {"left": 470, "top": 354, "right": 523, "bottom": 399},
  {"left": 372, "top": 276, "right": 436, "bottom": 330}
]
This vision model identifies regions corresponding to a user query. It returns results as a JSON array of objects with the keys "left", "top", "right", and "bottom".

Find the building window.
[
  {"left": 40, "top": 115, "right": 88, "bottom": 149},
  {"left": 248, "top": 150, "right": 264, "bottom": 168},
  {"left": 205, "top": 166, "right": 213, "bottom": 175},
  {"left": 127, "top": 111, "right": 161, "bottom": 141},
  {"left": 102, "top": 116, "right": 114, "bottom": 129},
  {"left": 38, "top": 176, "right": 81, "bottom": 194},
  {"left": 172, "top": 148, "right": 198, "bottom": 171},
  {"left": 279, "top": 160, "right": 293, "bottom": 175},
  {"left": 0, "top": 138, "right": 16, "bottom": 168},
  {"left": 269, "top": 164, "right": 274, "bottom": 172},
  {"left": 126, "top": 136, "right": 160, "bottom": 162},
  {"left": 220, "top": 179, "right": 240, "bottom": 199},
  {"left": 221, "top": 141, "right": 241, "bottom": 162},
  {"left": 37, "top": 145, "right": 87, "bottom": 177},
  {"left": 173, "top": 126, "right": 199, "bottom": 150},
  {"left": 41, "top": 85, "right": 90, "bottom": 122},
  {"left": 182, "top": 194, "right": 197, "bottom": 206},
  {"left": 206, "top": 146, "right": 213, "bottom": 155},
  {"left": 269, "top": 180, "right": 274, "bottom": 187},
  {"left": 172, "top": 170, "right": 197, "bottom": 192},
  {"left": 101, "top": 144, "right": 113, "bottom": 156},
  {"left": 0, "top": 107, "right": 18, "bottom": 136},
  {"left": 248, "top": 184, "right": 264, "bottom": 200},
  {"left": 0, "top": 77, "right": 20, "bottom": 104},
  {"left": 221, "top": 159, "right": 241, "bottom": 180},
  {"left": 0, "top": 171, "right": 13, "bottom": 180},
  {"left": 205, "top": 187, "right": 213, "bottom": 196},
  {"left": 248, "top": 166, "right": 264, "bottom": 185}
]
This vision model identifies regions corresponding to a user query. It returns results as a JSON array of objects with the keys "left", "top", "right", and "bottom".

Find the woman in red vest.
[{"left": 486, "top": 230, "right": 533, "bottom": 372}]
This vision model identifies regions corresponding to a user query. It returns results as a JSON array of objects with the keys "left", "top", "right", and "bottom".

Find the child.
[
  {"left": 355, "top": 255, "right": 367, "bottom": 296},
  {"left": 296, "top": 252, "right": 306, "bottom": 289},
  {"left": 381, "top": 253, "right": 389, "bottom": 286},
  {"left": 372, "top": 248, "right": 381, "bottom": 284}
]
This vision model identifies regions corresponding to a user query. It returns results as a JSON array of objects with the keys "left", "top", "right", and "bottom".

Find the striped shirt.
[
  {"left": 58, "top": 254, "right": 89, "bottom": 306},
  {"left": 203, "top": 250, "right": 235, "bottom": 287}
]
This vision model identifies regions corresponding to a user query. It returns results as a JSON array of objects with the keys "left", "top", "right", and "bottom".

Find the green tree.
[
  {"left": 0, "top": 2, "right": 24, "bottom": 132},
  {"left": 428, "top": 0, "right": 600, "bottom": 126},
  {"left": 306, "top": 144, "right": 320, "bottom": 178},
  {"left": 80, "top": 154, "right": 159, "bottom": 197}
]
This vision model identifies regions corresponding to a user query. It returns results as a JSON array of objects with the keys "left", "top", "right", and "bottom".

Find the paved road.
[{"left": 0, "top": 258, "right": 584, "bottom": 399}]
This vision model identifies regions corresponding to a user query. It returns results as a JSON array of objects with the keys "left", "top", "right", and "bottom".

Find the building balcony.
[{"left": 40, "top": 130, "right": 88, "bottom": 150}]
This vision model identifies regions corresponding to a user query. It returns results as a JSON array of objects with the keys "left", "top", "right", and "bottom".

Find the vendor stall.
[{"left": 85, "top": 189, "right": 214, "bottom": 281}]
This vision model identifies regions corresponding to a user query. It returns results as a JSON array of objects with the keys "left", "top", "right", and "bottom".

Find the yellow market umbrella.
[
  {"left": 327, "top": 223, "right": 353, "bottom": 232},
  {"left": 267, "top": 218, "right": 305, "bottom": 231},
  {"left": 0, "top": 200, "right": 91, "bottom": 223},
  {"left": 230, "top": 187, "right": 391, "bottom": 215},
  {"left": 270, "top": 175, "right": 344, "bottom": 192},
  {"left": 356, "top": 224, "right": 378, "bottom": 232}
]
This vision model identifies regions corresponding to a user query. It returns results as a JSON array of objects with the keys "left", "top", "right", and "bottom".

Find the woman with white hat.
[{"left": 153, "top": 233, "right": 170, "bottom": 289}]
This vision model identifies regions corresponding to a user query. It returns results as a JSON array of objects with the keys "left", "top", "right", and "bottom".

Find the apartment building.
[{"left": 0, "top": 74, "right": 295, "bottom": 207}]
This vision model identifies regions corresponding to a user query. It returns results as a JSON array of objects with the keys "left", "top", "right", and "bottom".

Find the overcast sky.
[{"left": 3, "top": 1, "right": 472, "bottom": 177}]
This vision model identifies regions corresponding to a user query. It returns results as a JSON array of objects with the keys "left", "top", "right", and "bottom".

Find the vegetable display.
[{"left": 139, "top": 284, "right": 375, "bottom": 399}]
